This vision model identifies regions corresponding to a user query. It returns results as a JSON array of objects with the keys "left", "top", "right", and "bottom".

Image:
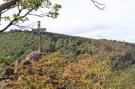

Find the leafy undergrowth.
[
  {"left": 4, "top": 52, "right": 111, "bottom": 89},
  {"left": 104, "top": 64, "right": 135, "bottom": 89},
  {"left": 4, "top": 51, "right": 135, "bottom": 89}
]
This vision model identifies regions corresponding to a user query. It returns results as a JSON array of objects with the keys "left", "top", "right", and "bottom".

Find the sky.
[{"left": 0, "top": 0, "right": 135, "bottom": 43}]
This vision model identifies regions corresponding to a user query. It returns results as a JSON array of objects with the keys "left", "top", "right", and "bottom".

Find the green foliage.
[
  {"left": 20, "top": 0, "right": 44, "bottom": 9},
  {"left": 0, "top": 63, "right": 6, "bottom": 74},
  {"left": 0, "top": 31, "right": 135, "bottom": 66},
  {"left": 19, "top": 0, "right": 61, "bottom": 18},
  {"left": 0, "top": 56, "right": 13, "bottom": 74},
  {"left": 0, "top": 56, "right": 13, "bottom": 66},
  {"left": 1, "top": 0, "right": 61, "bottom": 33}
]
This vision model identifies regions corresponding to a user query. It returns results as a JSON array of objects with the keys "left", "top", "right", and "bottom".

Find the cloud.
[{"left": 70, "top": 24, "right": 135, "bottom": 43}]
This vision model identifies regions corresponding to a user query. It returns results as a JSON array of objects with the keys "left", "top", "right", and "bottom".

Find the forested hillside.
[
  {"left": 0, "top": 30, "right": 94, "bottom": 59},
  {"left": 0, "top": 30, "right": 135, "bottom": 89}
]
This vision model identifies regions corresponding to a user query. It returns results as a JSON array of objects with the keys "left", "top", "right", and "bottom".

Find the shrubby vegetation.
[
  {"left": 3, "top": 53, "right": 112, "bottom": 89},
  {"left": 104, "top": 63, "right": 135, "bottom": 89},
  {"left": 0, "top": 31, "right": 135, "bottom": 88}
]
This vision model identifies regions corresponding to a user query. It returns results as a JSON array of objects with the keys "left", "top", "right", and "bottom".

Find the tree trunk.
[{"left": 0, "top": 0, "right": 20, "bottom": 12}]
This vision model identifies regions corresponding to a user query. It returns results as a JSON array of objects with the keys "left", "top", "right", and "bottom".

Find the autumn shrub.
[{"left": 6, "top": 53, "right": 113, "bottom": 89}]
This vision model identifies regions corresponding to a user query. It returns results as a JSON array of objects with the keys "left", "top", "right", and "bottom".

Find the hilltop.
[{"left": 0, "top": 30, "right": 135, "bottom": 88}]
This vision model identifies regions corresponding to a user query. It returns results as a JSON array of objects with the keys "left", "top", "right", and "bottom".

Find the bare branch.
[
  {"left": 13, "top": 24, "right": 33, "bottom": 30},
  {"left": 91, "top": 0, "right": 105, "bottom": 10},
  {"left": 19, "top": 9, "right": 33, "bottom": 19},
  {"left": 28, "top": 13, "right": 48, "bottom": 17}
]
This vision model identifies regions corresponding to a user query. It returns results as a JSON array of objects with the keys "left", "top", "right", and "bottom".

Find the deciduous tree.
[{"left": 0, "top": 0, "right": 104, "bottom": 33}]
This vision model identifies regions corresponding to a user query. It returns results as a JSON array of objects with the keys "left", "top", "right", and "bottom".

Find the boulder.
[
  {"left": 3, "top": 67, "right": 14, "bottom": 76},
  {"left": 22, "top": 60, "right": 31, "bottom": 65},
  {"left": 25, "top": 52, "right": 42, "bottom": 61}
]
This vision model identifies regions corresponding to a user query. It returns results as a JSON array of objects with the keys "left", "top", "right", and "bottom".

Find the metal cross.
[{"left": 32, "top": 21, "right": 46, "bottom": 53}]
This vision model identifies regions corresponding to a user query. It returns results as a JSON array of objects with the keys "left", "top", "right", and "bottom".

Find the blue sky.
[{"left": 0, "top": 0, "right": 135, "bottom": 43}]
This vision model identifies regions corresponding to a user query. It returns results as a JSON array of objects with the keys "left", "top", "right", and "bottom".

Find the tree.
[
  {"left": 0, "top": 0, "right": 61, "bottom": 33},
  {"left": 0, "top": 0, "right": 104, "bottom": 33}
]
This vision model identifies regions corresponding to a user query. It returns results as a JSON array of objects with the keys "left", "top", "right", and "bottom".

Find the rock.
[
  {"left": 25, "top": 52, "right": 42, "bottom": 61},
  {"left": 0, "top": 76, "right": 8, "bottom": 81},
  {"left": 0, "top": 79, "right": 12, "bottom": 89},
  {"left": 22, "top": 60, "right": 31, "bottom": 65},
  {"left": 4, "top": 79, "right": 12, "bottom": 83},
  {"left": 3, "top": 67, "right": 14, "bottom": 76}
]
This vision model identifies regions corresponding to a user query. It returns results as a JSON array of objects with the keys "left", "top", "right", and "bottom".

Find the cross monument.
[{"left": 32, "top": 21, "right": 46, "bottom": 53}]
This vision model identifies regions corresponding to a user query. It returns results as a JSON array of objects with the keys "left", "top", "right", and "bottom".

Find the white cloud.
[{"left": 74, "top": 26, "right": 135, "bottom": 43}]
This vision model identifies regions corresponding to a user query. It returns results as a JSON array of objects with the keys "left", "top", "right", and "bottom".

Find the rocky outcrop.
[
  {"left": 22, "top": 60, "right": 31, "bottom": 65},
  {"left": 0, "top": 79, "right": 12, "bottom": 89},
  {"left": 3, "top": 67, "right": 14, "bottom": 77},
  {"left": 0, "top": 52, "right": 45, "bottom": 82},
  {"left": 25, "top": 52, "right": 42, "bottom": 61}
]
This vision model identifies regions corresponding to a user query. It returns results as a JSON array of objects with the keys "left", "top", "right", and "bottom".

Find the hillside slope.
[
  {"left": 0, "top": 30, "right": 135, "bottom": 88},
  {"left": 0, "top": 31, "right": 135, "bottom": 60}
]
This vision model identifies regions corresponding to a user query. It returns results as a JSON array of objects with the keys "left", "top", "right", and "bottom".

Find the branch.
[
  {"left": 0, "top": 8, "right": 33, "bottom": 33},
  {"left": 91, "top": 0, "right": 105, "bottom": 10},
  {"left": 0, "top": 0, "right": 20, "bottom": 24},
  {"left": 28, "top": 13, "right": 48, "bottom": 17},
  {"left": 0, "top": 8, "right": 22, "bottom": 33},
  {"left": 0, "top": 0, "right": 20, "bottom": 12},
  {"left": 13, "top": 24, "right": 33, "bottom": 30},
  {"left": 0, "top": 19, "right": 15, "bottom": 33}
]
